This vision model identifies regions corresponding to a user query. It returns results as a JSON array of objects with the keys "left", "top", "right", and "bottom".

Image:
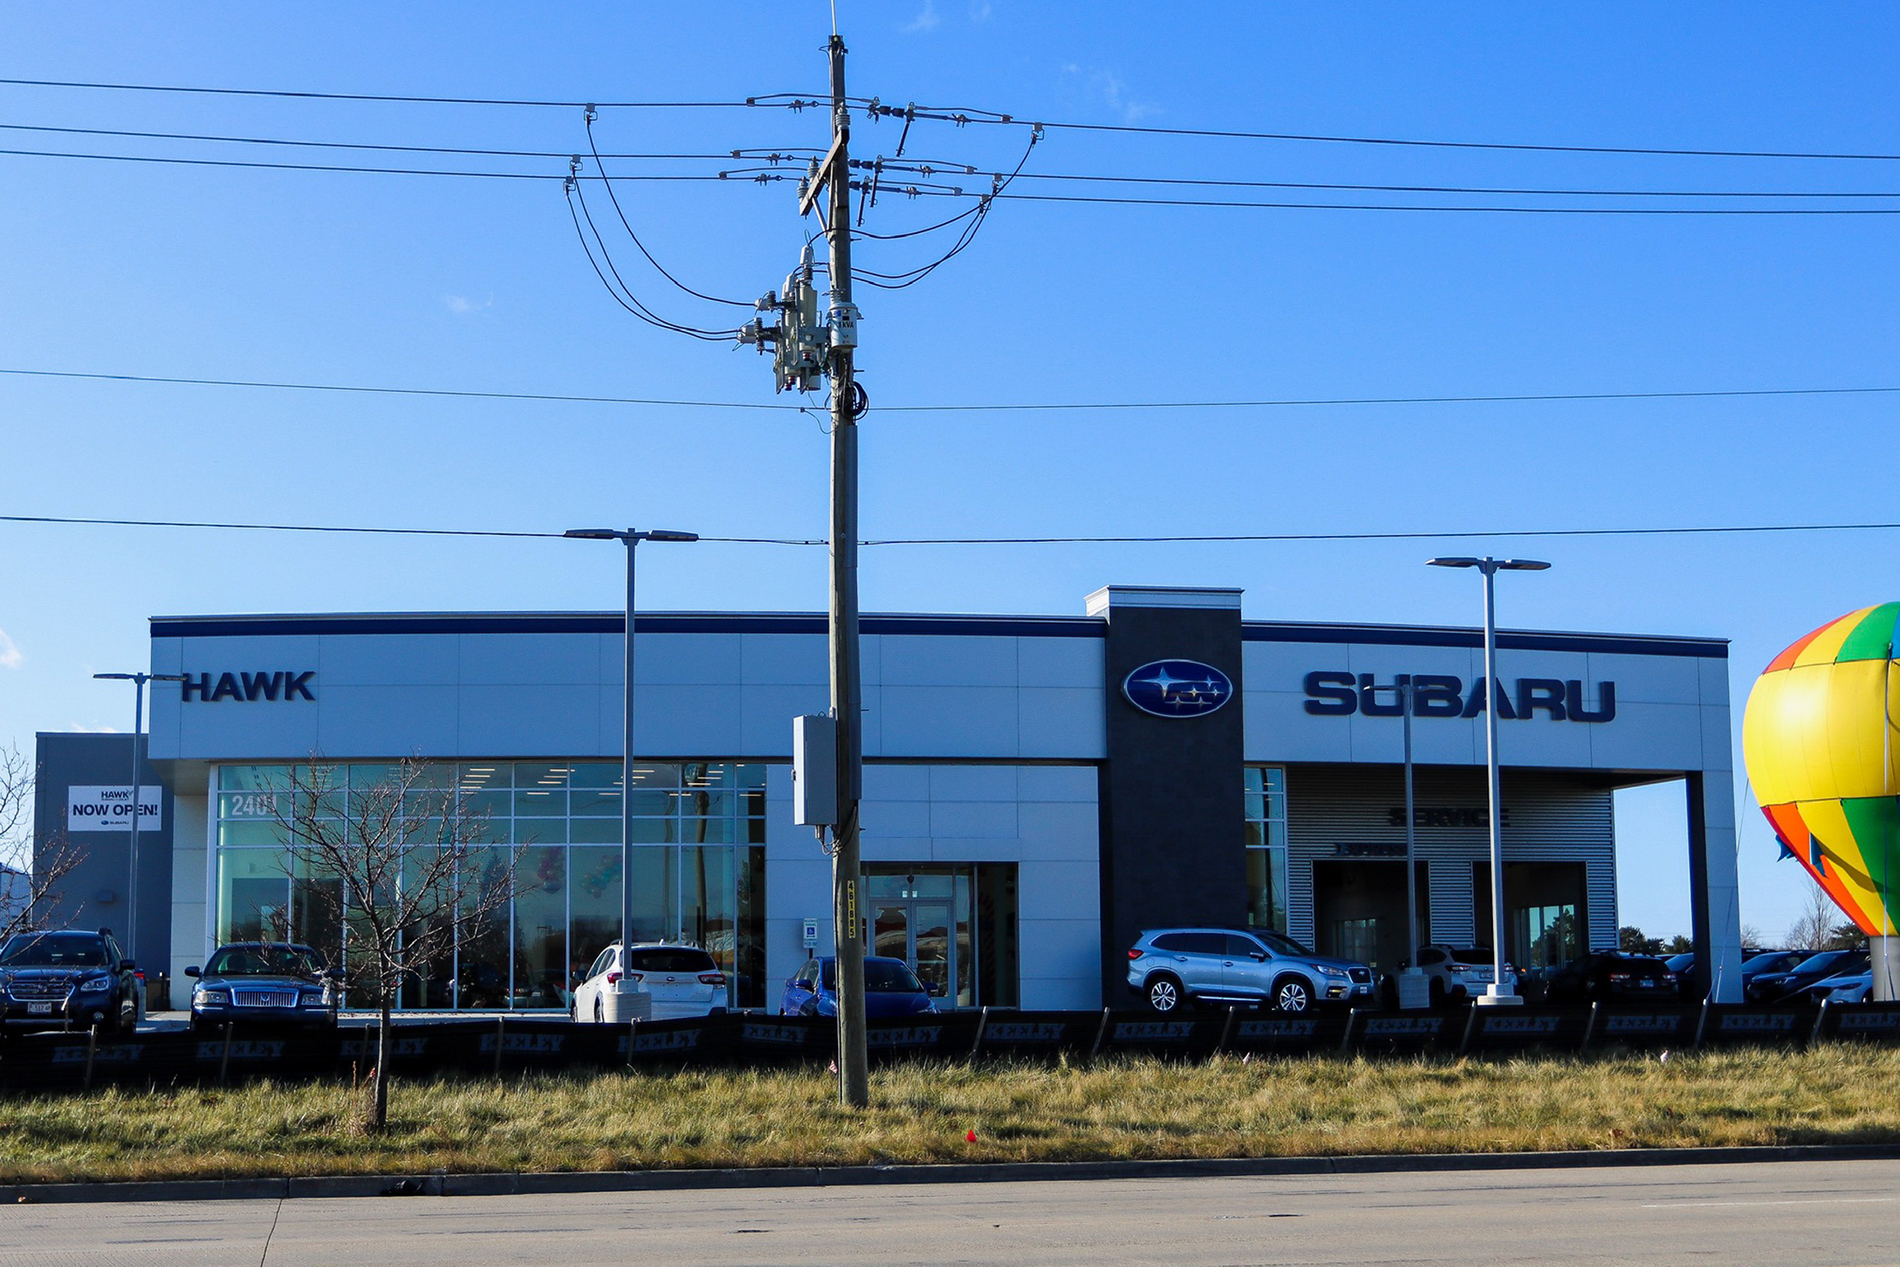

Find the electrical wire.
[
  {"left": 0, "top": 77, "right": 818, "bottom": 110},
  {"left": 902, "top": 186, "right": 1900, "bottom": 216},
  {"left": 7, "top": 366, "right": 1900, "bottom": 413},
  {"left": 565, "top": 177, "right": 743, "bottom": 340},
  {"left": 584, "top": 112, "right": 751, "bottom": 307},
  {"left": 11, "top": 512, "right": 1900, "bottom": 547},
  {"left": 10, "top": 123, "right": 1900, "bottom": 203},
  {"left": 878, "top": 102, "right": 1900, "bottom": 162},
  {"left": 854, "top": 130, "right": 1039, "bottom": 290},
  {"left": 0, "top": 121, "right": 753, "bottom": 162}
]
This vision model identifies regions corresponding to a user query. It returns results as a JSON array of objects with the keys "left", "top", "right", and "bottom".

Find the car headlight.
[
  {"left": 1315, "top": 965, "right": 1349, "bottom": 979},
  {"left": 299, "top": 991, "right": 326, "bottom": 1007},
  {"left": 77, "top": 976, "right": 112, "bottom": 993},
  {"left": 195, "top": 989, "right": 229, "bottom": 1005}
]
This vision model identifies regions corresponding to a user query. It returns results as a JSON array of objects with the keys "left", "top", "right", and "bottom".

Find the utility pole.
[{"left": 823, "top": 33, "right": 869, "bottom": 1109}]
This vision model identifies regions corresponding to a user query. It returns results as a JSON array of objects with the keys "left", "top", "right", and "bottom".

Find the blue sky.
[{"left": 3, "top": 4, "right": 1897, "bottom": 941}]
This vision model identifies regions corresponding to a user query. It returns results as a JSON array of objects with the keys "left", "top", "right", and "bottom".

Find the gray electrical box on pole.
[{"left": 791, "top": 714, "right": 839, "bottom": 827}]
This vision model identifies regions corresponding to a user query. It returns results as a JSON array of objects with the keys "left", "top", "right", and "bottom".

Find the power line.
[
  {"left": 0, "top": 121, "right": 749, "bottom": 162},
  {"left": 881, "top": 103, "right": 1900, "bottom": 163},
  {"left": 0, "top": 513, "right": 816, "bottom": 544},
  {"left": 6, "top": 75, "right": 1894, "bottom": 164},
  {"left": 914, "top": 187, "right": 1900, "bottom": 216},
  {"left": 0, "top": 77, "right": 815, "bottom": 110},
  {"left": 5, "top": 367, "right": 1899, "bottom": 413},
  {"left": 9, "top": 512, "right": 1900, "bottom": 547}
]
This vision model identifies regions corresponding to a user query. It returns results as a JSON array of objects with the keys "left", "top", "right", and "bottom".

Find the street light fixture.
[
  {"left": 1427, "top": 556, "right": 1550, "bottom": 1006},
  {"left": 92, "top": 670, "right": 188, "bottom": 964},
  {"left": 564, "top": 528, "right": 699, "bottom": 1023}
]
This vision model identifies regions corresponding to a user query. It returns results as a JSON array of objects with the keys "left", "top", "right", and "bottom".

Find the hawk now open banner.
[{"left": 67, "top": 786, "right": 163, "bottom": 833}]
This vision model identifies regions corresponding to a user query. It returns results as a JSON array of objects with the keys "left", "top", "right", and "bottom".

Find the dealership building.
[{"left": 34, "top": 584, "right": 1746, "bottom": 1011}]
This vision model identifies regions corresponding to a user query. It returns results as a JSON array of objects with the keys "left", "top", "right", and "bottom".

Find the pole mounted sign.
[{"left": 67, "top": 785, "right": 163, "bottom": 833}]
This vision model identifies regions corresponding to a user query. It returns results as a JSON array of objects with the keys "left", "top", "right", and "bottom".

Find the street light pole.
[
  {"left": 93, "top": 671, "right": 186, "bottom": 964},
  {"left": 565, "top": 528, "right": 698, "bottom": 1023},
  {"left": 1427, "top": 556, "right": 1550, "bottom": 1006}
]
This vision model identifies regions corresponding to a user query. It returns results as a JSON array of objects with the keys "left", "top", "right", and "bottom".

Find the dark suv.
[{"left": 0, "top": 929, "right": 142, "bottom": 1032}]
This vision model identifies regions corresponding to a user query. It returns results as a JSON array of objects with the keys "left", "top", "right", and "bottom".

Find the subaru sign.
[{"left": 1122, "top": 659, "right": 1234, "bottom": 718}]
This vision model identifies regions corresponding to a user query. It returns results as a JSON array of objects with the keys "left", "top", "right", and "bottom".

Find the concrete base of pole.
[
  {"left": 1872, "top": 937, "right": 1900, "bottom": 1002},
  {"left": 1474, "top": 984, "right": 1524, "bottom": 1007},
  {"left": 599, "top": 983, "right": 650, "bottom": 1024},
  {"left": 1396, "top": 969, "right": 1432, "bottom": 1010}
]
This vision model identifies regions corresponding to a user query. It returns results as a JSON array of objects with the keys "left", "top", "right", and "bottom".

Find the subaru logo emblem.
[{"left": 1122, "top": 659, "right": 1234, "bottom": 718}]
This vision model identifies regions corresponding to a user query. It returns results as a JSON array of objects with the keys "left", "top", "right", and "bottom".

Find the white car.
[
  {"left": 1807, "top": 971, "right": 1873, "bottom": 1004},
  {"left": 1384, "top": 945, "right": 1521, "bottom": 1008},
  {"left": 571, "top": 942, "right": 727, "bottom": 1022}
]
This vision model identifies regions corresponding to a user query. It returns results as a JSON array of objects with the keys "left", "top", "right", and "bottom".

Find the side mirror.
[
  {"left": 184, "top": 965, "right": 201, "bottom": 978},
  {"left": 121, "top": 959, "right": 138, "bottom": 972}
]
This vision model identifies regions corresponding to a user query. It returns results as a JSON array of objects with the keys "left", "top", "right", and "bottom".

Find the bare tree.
[
  {"left": 1787, "top": 877, "right": 1841, "bottom": 953},
  {"left": 273, "top": 758, "right": 521, "bottom": 1130},
  {"left": 0, "top": 743, "right": 84, "bottom": 945}
]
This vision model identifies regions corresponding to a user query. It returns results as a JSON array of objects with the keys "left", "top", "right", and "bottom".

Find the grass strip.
[{"left": 4, "top": 1047, "right": 1900, "bottom": 1185}]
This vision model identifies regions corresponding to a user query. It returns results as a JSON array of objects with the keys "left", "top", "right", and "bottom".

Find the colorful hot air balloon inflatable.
[{"left": 1743, "top": 604, "right": 1900, "bottom": 959}]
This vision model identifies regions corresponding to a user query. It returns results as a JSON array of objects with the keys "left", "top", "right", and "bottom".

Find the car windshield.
[
  {"left": 1254, "top": 930, "right": 1312, "bottom": 957},
  {"left": 820, "top": 960, "right": 926, "bottom": 993},
  {"left": 864, "top": 960, "right": 925, "bottom": 993},
  {"left": 1791, "top": 951, "right": 1846, "bottom": 974},
  {"left": 1665, "top": 953, "right": 1695, "bottom": 972},
  {"left": 204, "top": 945, "right": 325, "bottom": 978},
  {"left": 1742, "top": 952, "right": 1793, "bottom": 972},
  {"left": 0, "top": 933, "right": 107, "bottom": 968}
]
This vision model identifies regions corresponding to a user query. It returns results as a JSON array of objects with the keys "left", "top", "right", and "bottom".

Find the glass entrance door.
[{"left": 872, "top": 899, "right": 956, "bottom": 1002}]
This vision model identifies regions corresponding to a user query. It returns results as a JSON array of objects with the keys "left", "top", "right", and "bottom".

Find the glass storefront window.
[
  {"left": 1244, "top": 767, "right": 1289, "bottom": 933},
  {"left": 212, "top": 760, "right": 770, "bottom": 1011}
]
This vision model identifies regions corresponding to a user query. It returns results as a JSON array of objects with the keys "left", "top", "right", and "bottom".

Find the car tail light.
[
  {"left": 1449, "top": 963, "right": 1473, "bottom": 972},
  {"left": 606, "top": 971, "right": 620, "bottom": 985},
  {"left": 1128, "top": 948, "right": 1145, "bottom": 960},
  {"left": 627, "top": 972, "right": 644, "bottom": 982},
  {"left": 1662, "top": 972, "right": 1677, "bottom": 982},
  {"left": 134, "top": 970, "right": 146, "bottom": 981},
  {"left": 1608, "top": 972, "right": 1632, "bottom": 983},
  {"left": 699, "top": 972, "right": 727, "bottom": 986}
]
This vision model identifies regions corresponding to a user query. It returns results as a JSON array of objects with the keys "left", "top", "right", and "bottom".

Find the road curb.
[{"left": 10, "top": 1142, "right": 1900, "bottom": 1204}]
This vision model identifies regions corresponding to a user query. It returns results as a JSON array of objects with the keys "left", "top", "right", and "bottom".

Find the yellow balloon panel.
[
  {"left": 1743, "top": 659, "right": 1900, "bottom": 804},
  {"left": 1793, "top": 797, "right": 1888, "bottom": 932}
]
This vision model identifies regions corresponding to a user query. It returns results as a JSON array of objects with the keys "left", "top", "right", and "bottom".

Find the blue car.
[{"left": 781, "top": 956, "right": 936, "bottom": 1018}]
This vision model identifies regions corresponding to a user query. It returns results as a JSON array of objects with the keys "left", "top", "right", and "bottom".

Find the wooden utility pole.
[{"left": 824, "top": 32, "right": 869, "bottom": 1109}]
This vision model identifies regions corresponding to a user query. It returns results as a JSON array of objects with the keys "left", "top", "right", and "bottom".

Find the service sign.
[{"left": 67, "top": 785, "right": 163, "bottom": 833}]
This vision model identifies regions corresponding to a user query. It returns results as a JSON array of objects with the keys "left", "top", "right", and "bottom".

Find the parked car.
[
  {"left": 1738, "top": 950, "right": 1806, "bottom": 993},
  {"left": 184, "top": 942, "right": 339, "bottom": 1031},
  {"left": 571, "top": 942, "right": 728, "bottom": 1022},
  {"left": 1126, "top": 928, "right": 1374, "bottom": 1014},
  {"left": 780, "top": 956, "right": 936, "bottom": 1018},
  {"left": 1746, "top": 949, "right": 1869, "bottom": 1003},
  {"left": 1380, "top": 946, "right": 1518, "bottom": 1008},
  {"left": 0, "top": 928, "right": 142, "bottom": 1032},
  {"left": 1541, "top": 951, "right": 1679, "bottom": 1005},
  {"left": 1805, "top": 970, "right": 1873, "bottom": 1005}
]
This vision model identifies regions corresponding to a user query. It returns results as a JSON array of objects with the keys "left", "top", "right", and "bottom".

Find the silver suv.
[{"left": 1127, "top": 927, "right": 1375, "bottom": 1013}]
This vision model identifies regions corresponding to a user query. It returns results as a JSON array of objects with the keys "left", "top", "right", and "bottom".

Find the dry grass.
[{"left": 5, "top": 1047, "right": 1900, "bottom": 1185}]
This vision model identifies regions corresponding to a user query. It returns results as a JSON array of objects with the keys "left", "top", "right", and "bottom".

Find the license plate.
[{"left": 27, "top": 1002, "right": 52, "bottom": 1014}]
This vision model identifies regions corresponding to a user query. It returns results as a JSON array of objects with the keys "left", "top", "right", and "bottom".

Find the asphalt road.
[{"left": 6, "top": 1159, "right": 1899, "bottom": 1266}]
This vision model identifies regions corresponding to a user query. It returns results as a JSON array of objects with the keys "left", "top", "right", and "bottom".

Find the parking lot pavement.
[{"left": 7, "top": 1157, "right": 1900, "bottom": 1266}]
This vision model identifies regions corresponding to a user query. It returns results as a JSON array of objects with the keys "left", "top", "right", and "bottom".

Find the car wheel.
[
  {"left": 1145, "top": 974, "right": 1185, "bottom": 1013},
  {"left": 116, "top": 997, "right": 137, "bottom": 1035},
  {"left": 1272, "top": 976, "right": 1313, "bottom": 1013}
]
